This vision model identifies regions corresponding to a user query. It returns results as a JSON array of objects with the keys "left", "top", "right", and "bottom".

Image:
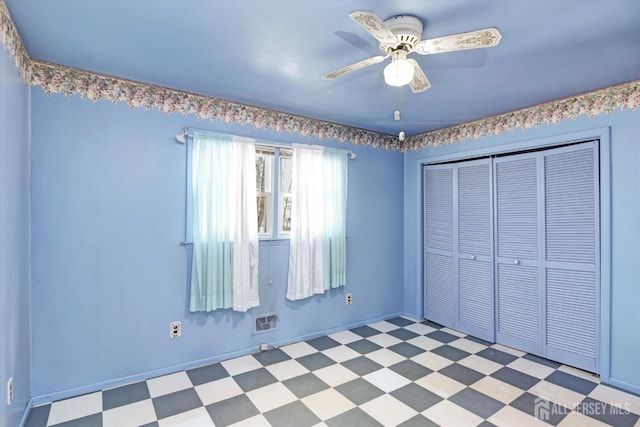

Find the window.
[
  {"left": 255, "top": 146, "right": 291, "bottom": 239},
  {"left": 186, "top": 130, "right": 348, "bottom": 310}
]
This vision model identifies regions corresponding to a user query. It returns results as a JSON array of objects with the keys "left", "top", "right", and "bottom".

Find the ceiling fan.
[{"left": 322, "top": 11, "right": 502, "bottom": 93}]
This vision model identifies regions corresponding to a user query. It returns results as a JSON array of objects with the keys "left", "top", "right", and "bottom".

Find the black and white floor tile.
[{"left": 25, "top": 318, "right": 640, "bottom": 427}]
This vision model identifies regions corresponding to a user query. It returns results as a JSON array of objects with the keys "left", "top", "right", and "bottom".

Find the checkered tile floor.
[{"left": 25, "top": 317, "right": 640, "bottom": 427}]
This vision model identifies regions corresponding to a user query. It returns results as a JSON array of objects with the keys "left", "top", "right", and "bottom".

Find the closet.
[{"left": 423, "top": 140, "right": 599, "bottom": 372}]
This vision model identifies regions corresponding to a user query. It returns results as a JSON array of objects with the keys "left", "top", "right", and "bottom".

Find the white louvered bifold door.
[
  {"left": 494, "top": 153, "right": 542, "bottom": 355},
  {"left": 543, "top": 141, "right": 599, "bottom": 372},
  {"left": 424, "top": 164, "right": 455, "bottom": 327},
  {"left": 456, "top": 159, "right": 494, "bottom": 341}
]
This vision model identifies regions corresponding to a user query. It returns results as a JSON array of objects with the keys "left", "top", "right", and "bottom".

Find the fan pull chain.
[{"left": 397, "top": 86, "right": 405, "bottom": 141}]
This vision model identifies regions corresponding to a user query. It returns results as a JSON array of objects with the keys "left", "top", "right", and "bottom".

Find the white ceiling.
[{"left": 5, "top": 0, "right": 640, "bottom": 137}]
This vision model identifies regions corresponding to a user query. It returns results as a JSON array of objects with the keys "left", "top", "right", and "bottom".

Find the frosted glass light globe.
[{"left": 384, "top": 51, "right": 414, "bottom": 87}]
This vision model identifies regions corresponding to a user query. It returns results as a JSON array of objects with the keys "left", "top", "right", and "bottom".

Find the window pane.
[
  {"left": 257, "top": 195, "right": 268, "bottom": 234},
  {"left": 281, "top": 196, "right": 292, "bottom": 232},
  {"left": 256, "top": 151, "right": 273, "bottom": 193},
  {"left": 256, "top": 148, "right": 273, "bottom": 237},
  {"left": 279, "top": 150, "right": 293, "bottom": 235},
  {"left": 280, "top": 154, "right": 292, "bottom": 193}
]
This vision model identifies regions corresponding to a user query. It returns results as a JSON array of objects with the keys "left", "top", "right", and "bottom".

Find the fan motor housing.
[{"left": 379, "top": 15, "right": 423, "bottom": 52}]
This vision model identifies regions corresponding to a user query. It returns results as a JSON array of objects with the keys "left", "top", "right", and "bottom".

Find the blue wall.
[
  {"left": 403, "top": 109, "right": 640, "bottom": 393},
  {"left": 29, "top": 90, "right": 405, "bottom": 400},
  {"left": 0, "top": 47, "right": 32, "bottom": 425}
]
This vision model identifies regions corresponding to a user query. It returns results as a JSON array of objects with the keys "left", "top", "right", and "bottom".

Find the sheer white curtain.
[
  {"left": 190, "top": 132, "right": 259, "bottom": 312},
  {"left": 287, "top": 144, "right": 349, "bottom": 300},
  {"left": 322, "top": 148, "right": 348, "bottom": 289},
  {"left": 229, "top": 137, "right": 260, "bottom": 311},
  {"left": 287, "top": 144, "right": 325, "bottom": 300}
]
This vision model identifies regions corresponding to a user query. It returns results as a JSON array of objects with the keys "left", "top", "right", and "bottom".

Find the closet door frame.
[{"left": 417, "top": 127, "right": 611, "bottom": 381}]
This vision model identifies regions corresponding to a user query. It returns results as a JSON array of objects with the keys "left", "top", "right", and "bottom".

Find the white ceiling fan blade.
[
  {"left": 414, "top": 28, "right": 502, "bottom": 55},
  {"left": 349, "top": 11, "right": 398, "bottom": 45},
  {"left": 408, "top": 59, "right": 431, "bottom": 93},
  {"left": 322, "top": 55, "right": 387, "bottom": 80}
]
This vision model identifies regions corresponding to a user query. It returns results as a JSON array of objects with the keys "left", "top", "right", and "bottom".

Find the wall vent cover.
[{"left": 254, "top": 313, "right": 279, "bottom": 334}]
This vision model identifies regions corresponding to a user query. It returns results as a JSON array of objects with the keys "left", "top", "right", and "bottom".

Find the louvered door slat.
[
  {"left": 456, "top": 160, "right": 493, "bottom": 341},
  {"left": 546, "top": 269, "right": 597, "bottom": 368},
  {"left": 424, "top": 165, "right": 455, "bottom": 327},
  {"left": 425, "top": 252, "right": 454, "bottom": 326},
  {"left": 496, "top": 158, "right": 539, "bottom": 260},
  {"left": 458, "top": 163, "right": 491, "bottom": 255},
  {"left": 458, "top": 258, "right": 493, "bottom": 332},
  {"left": 494, "top": 154, "right": 541, "bottom": 354},
  {"left": 425, "top": 168, "right": 453, "bottom": 252},
  {"left": 545, "top": 148, "right": 596, "bottom": 264},
  {"left": 497, "top": 264, "right": 540, "bottom": 351},
  {"left": 543, "top": 142, "right": 598, "bottom": 372}
]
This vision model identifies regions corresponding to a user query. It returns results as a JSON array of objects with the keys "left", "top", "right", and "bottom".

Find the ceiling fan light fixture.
[{"left": 384, "top": 50, "right": 414, "bottom": 87}]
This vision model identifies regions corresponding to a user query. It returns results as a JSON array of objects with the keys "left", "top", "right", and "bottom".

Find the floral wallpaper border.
[
  {"left": 2, "top": 0, "right": 639, "bottom": 152},
  {"left": 0, "top": 0, "right": 29, "bottom": 78},
  {"left": 26, "top": 59, "right": 403, "bottom": 150},
  {"left": 408, "top": 79, "right": 640, "bottom": 151}
]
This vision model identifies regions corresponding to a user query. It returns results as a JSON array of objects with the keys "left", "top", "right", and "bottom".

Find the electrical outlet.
[
  {"left": 346, "top": 292, "right": 353, "bottom": 305},
  {"left": 7, "top": 377, "right": 13, "bottom": 405},
  {"left": 260, "top": 343, "right": 269, "bottom": 351},
  {"left": 170, "top": 321, "right": 181, "bottom": 338}
]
